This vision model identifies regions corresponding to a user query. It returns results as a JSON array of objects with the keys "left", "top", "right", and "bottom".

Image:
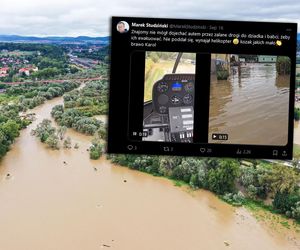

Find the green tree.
[
  {"left": 262, "top": 164, "right": 300, "bottom": 195},
  {"left": 295, "top": 108, "right": 300, "bottom": 121},
  {"left": 31, "top": 119, "right": 56, "bottom": 142},
  {"left": 276, "top": 56, "right": 291, "bottom": 75},
  {"left": 94, "top": 125, "right": 106, "bottom": 140},
  {"left": 89, "top": 141, "right": 103, "bottom": 160},
  {"left": 207, "top": 159, "right": 240, "bottom": 194},
  {"left": 158, "top": 156, "right": 182, "bottom": 177},
  {"left": 45, "top": 134, "right": 60, "bottom": 149},
  {"left": 63, "top": 136, "right": 72, "bottom": 149},
  {"left": 290, "top": 202, "right": 300, "bottom": 220},
  {"left": 0, "top": 120, "right": 20, "bottom": 142},
  {"left": 57, "top": 126, "right": 67, "bottom": 140},
  {"left": 273, "top": 191, "right": 300, "bottom": 214}
]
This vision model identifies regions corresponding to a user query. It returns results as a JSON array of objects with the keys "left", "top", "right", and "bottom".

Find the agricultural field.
[{"left": 0, "top": 50, "right": 35, "bottom": 56}]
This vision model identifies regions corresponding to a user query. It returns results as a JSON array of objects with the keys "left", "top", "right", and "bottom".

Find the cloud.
[{"left": 0, "top": 0, "right": 299, "bottom": 37}]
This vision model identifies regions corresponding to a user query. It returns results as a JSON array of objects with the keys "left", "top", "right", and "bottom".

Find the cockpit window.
[{"left": 144, "top": 52, "right": 196, "bottom": 102}]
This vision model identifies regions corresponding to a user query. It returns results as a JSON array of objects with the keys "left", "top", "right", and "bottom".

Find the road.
[{"left": 1, "top": 76, "right": 104, "bottom": 85}]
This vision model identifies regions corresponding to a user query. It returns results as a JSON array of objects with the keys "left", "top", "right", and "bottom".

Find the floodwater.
[
  {"left": 0, "top": 95, "right": 299, "bottom": 250},
  {"left": 209, "top": 63, "right": 290, "bottom": 145}
]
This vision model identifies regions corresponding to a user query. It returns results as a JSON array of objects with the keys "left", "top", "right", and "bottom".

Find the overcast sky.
[{"left": 0, "top": 0, "right": 299, "bottom": 37}]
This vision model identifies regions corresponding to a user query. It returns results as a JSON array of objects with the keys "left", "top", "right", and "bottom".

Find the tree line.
[
  {"left": 50, "top": 105, "right": 105, "bottom": 159},
  {"left": 0, "top": 104, "right": 29, "bottom": 158},
  {"left": 108, "top": 154, "right": 300, "bottom": 222},
  {"left": 62, "top": 80, "right": 108, "bottom": 116},
  {"left": 0, "top": 43, "right": 66, "bottom": 60},
  {"left": 50, "top": 80, "right": 107, "bottom": 159},
  {"left": 31, "top": 119, "right": 76, "bottom": 150},
  {"left": 5, "top": 82, "right": 79, "bottom": 111},
  {"left": 0, "top": 81, "right": 80, "bottom": 159},
  {"left": 51, "top": 105, "right": 103, "bottom": 135}
]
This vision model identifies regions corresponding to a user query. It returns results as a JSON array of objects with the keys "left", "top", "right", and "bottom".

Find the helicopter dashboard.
[{"left": 143, "top": 74, "right": 195, "bottom": 143}]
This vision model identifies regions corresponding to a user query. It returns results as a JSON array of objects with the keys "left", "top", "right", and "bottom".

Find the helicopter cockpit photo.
[{"left": 142, "top": 52, "right": 195, "bottom": 143}]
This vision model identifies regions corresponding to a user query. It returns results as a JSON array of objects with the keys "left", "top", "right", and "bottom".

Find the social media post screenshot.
[{"left": 108, "top": 16, "right": 297, "bottom": 159}]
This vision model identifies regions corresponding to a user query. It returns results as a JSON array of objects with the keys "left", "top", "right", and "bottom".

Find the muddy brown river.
[
  {"left": 209, "top": 63, "right": 290, "bottom": 146},
  {"left": 0, "top": 95, "right": 299, "bottom": 250}
]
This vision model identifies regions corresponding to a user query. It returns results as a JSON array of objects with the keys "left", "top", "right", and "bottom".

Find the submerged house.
[{"left": 257, "top": 55, "right": 277, "bottom": 63}]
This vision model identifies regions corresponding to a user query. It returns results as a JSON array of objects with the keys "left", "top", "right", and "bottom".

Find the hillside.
[{"left": 0, "top": 35, "right": 109, "bottom": 45}]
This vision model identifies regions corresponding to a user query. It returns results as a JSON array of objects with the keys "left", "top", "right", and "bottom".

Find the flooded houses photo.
[{"left": 209, "top": 54, "right": 291, "bottom": 145}]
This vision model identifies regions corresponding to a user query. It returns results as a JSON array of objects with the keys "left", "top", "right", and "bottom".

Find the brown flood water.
[
  {"left": 0, "top": 95, "right": 299, "bottom": 250},
  {"left": 209, "top": 63, "right": 290, "bottom": 145}
]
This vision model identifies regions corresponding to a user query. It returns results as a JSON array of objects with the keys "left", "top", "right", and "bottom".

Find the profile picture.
[{"left": 116, "top": 21, "right": 129, "bottom": 33}]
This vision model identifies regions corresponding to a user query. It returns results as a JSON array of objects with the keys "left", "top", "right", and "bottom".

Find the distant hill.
[
  {"left": 0, "top": 35, "right": 110, "bottom": 45},
  {"left": 0, "top": 33, "right": 298, "bottom": 45}
]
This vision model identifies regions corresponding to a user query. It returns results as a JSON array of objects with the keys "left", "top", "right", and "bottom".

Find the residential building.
[
  {"left": 0, "top": 67, "right": 9, "bottom": 77},
  {"left": 257, "top": 55, "right": 277, "bottom": 63},
  {"left": 0, "top": 67, "right": 9, "bottom": 74},
  {"left": 19, "top": 66, "right": 38, "bottom": 76},
  {"left": 19, "top": 68, "right": 30, "bottom": 76}
]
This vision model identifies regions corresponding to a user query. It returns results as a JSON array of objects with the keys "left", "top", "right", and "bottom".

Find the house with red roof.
[
  {"left": 0, "top": 67, "right": 9, "bottom": 77},
  {"left": 19, "top": 68, "right": 30, "bottom": 76},
  {"left": 0, "top": 67, "right": 9, "bottom": 74},
  {"left": 18, "top": 66, "right": 38, "bottom": 76}
]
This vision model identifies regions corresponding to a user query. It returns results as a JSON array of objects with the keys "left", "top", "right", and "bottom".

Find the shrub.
[{"left": 222, "top": 191, "right": 245, "bottom": 206}]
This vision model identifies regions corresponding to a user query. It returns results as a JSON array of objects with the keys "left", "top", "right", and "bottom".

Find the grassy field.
[
  {"left": 144, "top": 60, "right": 195, "bottom": 102},
  {"left": 0, "top": 50, "right": 35, "bottom": 57},
  {"left": 293, "top": 143, "right": 300, "bottom": 159},
  {"left": 0, "top": 94, "right": 18, "bottom": 105},
  {"left": 144, "top": 60, "right": 171, "bottom": 102}
]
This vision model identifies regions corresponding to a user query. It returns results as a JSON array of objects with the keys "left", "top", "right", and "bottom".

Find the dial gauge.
[
  {"left": 184, "top": 82, "right": 194, "bottom": 92},
  {"left": 157, "top": 82, "right": 168, "bottom": 93},
  {"left": 171, "top": 95, "right": 181, "bottom": 105},
  {"left": 183, "top": 94, "right": 193, "bottom": 104}
]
